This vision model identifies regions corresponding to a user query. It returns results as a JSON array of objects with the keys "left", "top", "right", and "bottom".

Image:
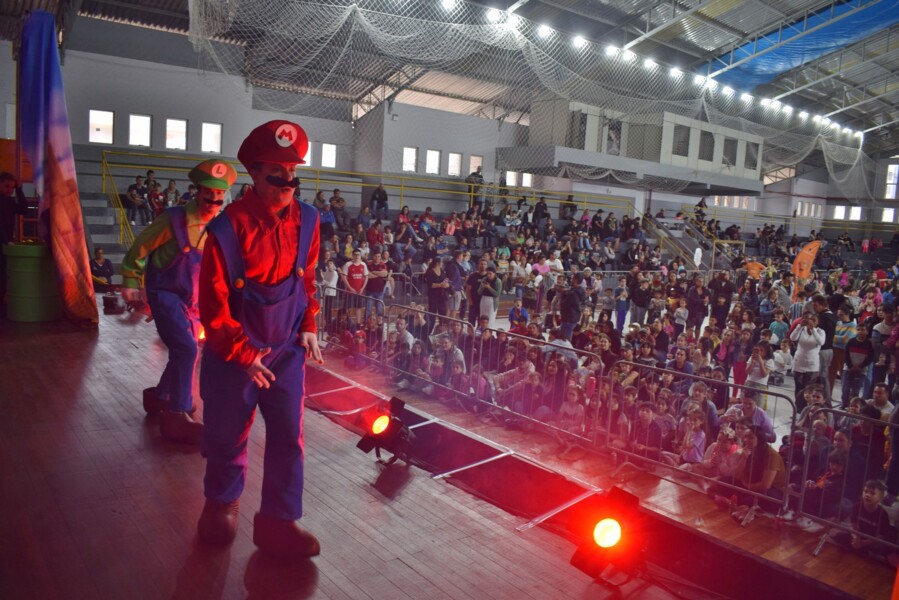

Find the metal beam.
[
  {"left": 772, "top": 27, "right": 899, "bottom": 100},
  {"left": 824, "top": 77, "right": 899, "bottom": 117},
  {"left": 864, "top": 117, "right": 899, "bottom": 133},
  {"left": 623, "top": 0, "right": 722, "bottom": 51},
  {"left": 704, "top": 0, "right": 884, "bottom": 79}
]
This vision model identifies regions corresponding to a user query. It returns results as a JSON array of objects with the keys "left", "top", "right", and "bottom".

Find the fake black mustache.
[
  {"left": 205, "top": 199, "right": 225, "bottom": 206},
  {"left": 266, "top": 175, "right": 301, "bottom": 188}
]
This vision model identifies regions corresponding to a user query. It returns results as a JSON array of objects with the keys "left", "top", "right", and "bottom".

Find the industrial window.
[
  {"left": 165, "top": 118, "right": 187, "bottom": 151},
  {"left": 402, "top": 147, "right": 418, "bottom": 172},
  {"left": 848, "top": 206, "right": 861, "bottom": 221},
  {"left": 883, "top": 208, "right": 895, "bottom": 222},
  {"left": 506, "top": 171, "right": 518, "bottom": 187},
  {"left": 832, "top": 206, "right": 845, "bottom": 220},
  {"left": 321, "top": 143, "right": 337, "bottom": 169},
  {"left": 469, "top": 155, "right": 483, "bottom": 175},
  {"left": 886, "top": 164, "right": 898, "bottom": 199},
  {"left": 303, "top": 143, "right": 313, "bottom": 166},
  {"left": 745, "top": 142, "right": 759, "bottom": 170},
  {"left": 672, "top": 125, "right": 689, "bottom": 157},
  {"left": 521, "top": 173, "right": 533, "bottom": 187},
  {"left": 722, "top": 138, "right": 737, "bottom": 167},
  {"left": 201, "top": 122, "right": 222, "bottom": 153},
  {"left": 698, "top": 131, "right": 714, "bottom": 162},
  {"left": 128, "top": 114, "right": 151, "bottom": 147},
  {"left": 425, "top": 149, "right": 441, "bottom": 175},
  {"left": 447, "top": 152, "right": 462, "bottom": 177},
  {"left": 89, "top": 109, "right": 114, "bottom": 144}
]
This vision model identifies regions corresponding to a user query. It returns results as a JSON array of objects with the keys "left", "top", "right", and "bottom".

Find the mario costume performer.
[
  {"left": 121, "top": 159, "right": 237, "bottom": 444},
  {"left": 195, "top": 120, "right": 324, "bottom": 559}
]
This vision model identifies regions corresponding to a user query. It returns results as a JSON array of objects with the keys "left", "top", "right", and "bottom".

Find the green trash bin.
[{"left": 3, "top": 243, "right": 62, "bottom": 322}]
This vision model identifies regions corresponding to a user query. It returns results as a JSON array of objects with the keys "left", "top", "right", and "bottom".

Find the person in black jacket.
[{"left": 560, "top": 273, "right": 586, "bottom": 340}]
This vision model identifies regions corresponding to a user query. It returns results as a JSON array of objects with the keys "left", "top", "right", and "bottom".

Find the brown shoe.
[
  {"left": 143, "top": 387, "right": 198, "bottom": 416},
  {"left": 143, "top": 387, "right": 166, "bottom": 415},
  {"left": 159, "top": 410, "right": 203, "bottom": 444},
  {"left": 197, "top": 500, "right": 239, "bottom": 544},
  {"left": 253, "top": 513, "right": 320, "bottom": 559}
]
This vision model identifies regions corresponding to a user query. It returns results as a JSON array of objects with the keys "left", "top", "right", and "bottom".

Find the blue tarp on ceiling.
[{"left": 711, "top": 0, "right": 899, "bottom": 90}]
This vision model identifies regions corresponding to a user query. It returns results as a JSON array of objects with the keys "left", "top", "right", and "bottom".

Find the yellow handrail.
[
  {"left": 98, "top": 149, "right": 637, "bottom": 217},
  {"left": 679, "top": 203, "right": 897, "bottom": 237},
  {"left": 101, "top": 152, "right": 135, "bottom": 248}
]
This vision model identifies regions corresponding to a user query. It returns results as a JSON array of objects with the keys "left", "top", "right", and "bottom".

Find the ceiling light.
[
  {"left": 505, "top": 14, "right": 520, "bottom": 29},
  {"left": 799, "top": 111, "right": 809, "bottom": 119},
  {"left": 705, "top": 79, "right": 718, "bottom": 90},
  {"left": 854, "top": 131, "right": 863, "bottom": 138},
  {"left": 741, "top": 92, "right": 752, "bottom": 102},
  {"left": 782, "top": 105, "right": 793, "bottom": 114},
  {"left": 722, "top": 86, "right": 734, "bottom": 96},
  {"left": 606, "top": 45, "right": 619, "bottom": 56},
  {"left": 760, "top": 98, "right": 771, "bottom": 107},
  {"left": 770, "top": 100, "right": 782, "bottom": 110},
  {"left": 843, "top": 127, "right": 852, "bottom": 134},
  {"left": 693, "top": 74, "right": 706, "bottom": 85},
  {"left": 573, "top": 35, "right": 587, "bottom": 49},
  {"left": 441, "top": 0, "right": 457, "bottom": 10},
  {"left": 487, "top": 8, "right": 502, "bottom": 23},
  {"left": 622, "top": 50, "right": 636, "bottom": 61},
  {"left": 812, "top": 114, "right": 821, "bottom": 122},
  {"left": 643, "top": 58, "right": 656, "bottom": 69},
  {"left": 669, "top": 67, "right": 682, "bottom": 77},
  {"left": 538, "top": 24, "right": 552, "bottom": 38}
]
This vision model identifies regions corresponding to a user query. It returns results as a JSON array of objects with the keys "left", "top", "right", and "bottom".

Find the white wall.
[{"left": 380, "top": 102, "right": 527, "bottom": 182}]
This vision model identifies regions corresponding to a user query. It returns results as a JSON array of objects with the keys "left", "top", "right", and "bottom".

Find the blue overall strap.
[
  {"left": 295, "top": 202, "right": 320, "bottom": 275},
  {"left": 166, "top": 206, "right": 190, "bottom": 251},
  {"left": 205, "top": 213, "right": 245, "bottom": 288}
]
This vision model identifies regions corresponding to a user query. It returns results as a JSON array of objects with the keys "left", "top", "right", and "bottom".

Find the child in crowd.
[
  {"left": 829, "top": 480, "right": 897, "bottom": 564},
  {"left": 771, "top": 340, "right": 793, "bottom": 386},
  {"left": 769, "top": 309, "right": 789, "bottom": 344},
  {"left": 673, "top": 298, "right": 689, "bottom": 338}
]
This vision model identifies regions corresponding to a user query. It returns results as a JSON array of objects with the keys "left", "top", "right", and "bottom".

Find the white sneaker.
[
  {"left": 796, "top": 517, "right": 824, "bottom": 533},
  {"left": 130, "top": 220, "right": 136, "bottom": 225}
]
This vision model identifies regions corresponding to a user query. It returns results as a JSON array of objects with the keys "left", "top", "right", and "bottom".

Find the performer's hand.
[
  {"left": 122, "top": 287, "right": 145, "bottom": 304},
  {"left": 247, "top": 347, "right": 275, "bottom": 388},
  {"left": 300, "top": 332, "right": 324, "bottom": 365}
]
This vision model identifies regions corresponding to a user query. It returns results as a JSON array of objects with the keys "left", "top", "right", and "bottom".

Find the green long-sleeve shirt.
[{"left": 120, "top": 201, "right": 212, "bottom": 289}]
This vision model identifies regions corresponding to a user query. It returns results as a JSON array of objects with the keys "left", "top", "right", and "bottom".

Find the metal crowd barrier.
[
  {"left": 792, "top": 407, "right": 899, "bottom": 556},
  {"left": 316, "top": 285, "right": 388, "bottom": 360},
  {"left": 591, "top": 360, "right": 798, "bottom": 523}
]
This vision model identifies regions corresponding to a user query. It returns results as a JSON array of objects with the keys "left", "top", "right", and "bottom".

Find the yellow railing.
[
  {"left": 680, "top": 203, "right": 898, "bottom": 238},
  {"left": 100, "top": 153, "right": 135, "bottom": 248},
  {"left": 98, "top": 149, "right": 635, "bottom": 220}
]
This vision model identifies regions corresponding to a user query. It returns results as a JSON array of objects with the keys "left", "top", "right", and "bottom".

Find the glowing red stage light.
[
  {"left": 371, "top": 414, "right": 390, "bottom": 435},
  {"left": 593, "top": 518, "right": 622, "bottom": 548},
  {"left": 198, "top": 326, "right": 206, "bottom": 341}
]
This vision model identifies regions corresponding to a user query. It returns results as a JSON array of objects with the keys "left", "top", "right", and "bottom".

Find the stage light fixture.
[
  {"left": 356, "top": 397, "right": 414, "bottom": 465},
  {"left": 570, "top": 487, "right": 643, "bottom": 585}
]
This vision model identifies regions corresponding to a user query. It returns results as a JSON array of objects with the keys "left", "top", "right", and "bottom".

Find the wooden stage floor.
[{"left": 0, "top": 306, "right": 893, "bottom": 599}]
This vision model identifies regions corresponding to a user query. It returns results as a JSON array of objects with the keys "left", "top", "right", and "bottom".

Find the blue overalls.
[
  {"left": 146, "top": 206, "right": 202, "bottom": 414},
  {"left": 200, "top": 202, "right": 317, "bottom": 521}
]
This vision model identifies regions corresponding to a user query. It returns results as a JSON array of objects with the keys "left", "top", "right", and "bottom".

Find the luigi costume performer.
[
  {"left": 195, "top": 120, "right": 324, "bottom": 559},
  {"left": 122, "top": 159, "right": 237, "bottom": 444}
]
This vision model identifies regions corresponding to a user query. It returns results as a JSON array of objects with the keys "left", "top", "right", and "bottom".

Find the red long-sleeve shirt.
[{"left": 199, "top": 189, "right": 320, "bottom": 368}]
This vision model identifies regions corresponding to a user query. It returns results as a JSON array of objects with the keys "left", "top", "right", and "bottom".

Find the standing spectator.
[
  {"left": 423, "top": 257, "right": 450, "bottom": 317},
  {"left": 478, "top": 266, "right": 502, "bottom": 329},
  {"left": 560, "top": 274, "right": 586, "bottom": 340},
  {"left": 790, "top": 312, "right": 825, "bottom": 412},
  {"left": 842, "top": 325, "right": 873, "bottom": 407},
  {"left": 686, "top": 277, "right": 711, "bottom": 339},
  {"left": 0, "top": 173, "right": 27, "bottom": 301},
  {"left": 371, "top": 183, "right": 389, "bottom": 221},
  {"left": 832, "top": 305, "right": 857, "bottom": 390},
  {"left": 812, "top": 294, "right": 837, "bottom": 399},
  {"left": 365, "top": 251, "right": 389, "bottom": 321},
  {"left": 340, "top": 249, "right": 368, "bottom": 323}
]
